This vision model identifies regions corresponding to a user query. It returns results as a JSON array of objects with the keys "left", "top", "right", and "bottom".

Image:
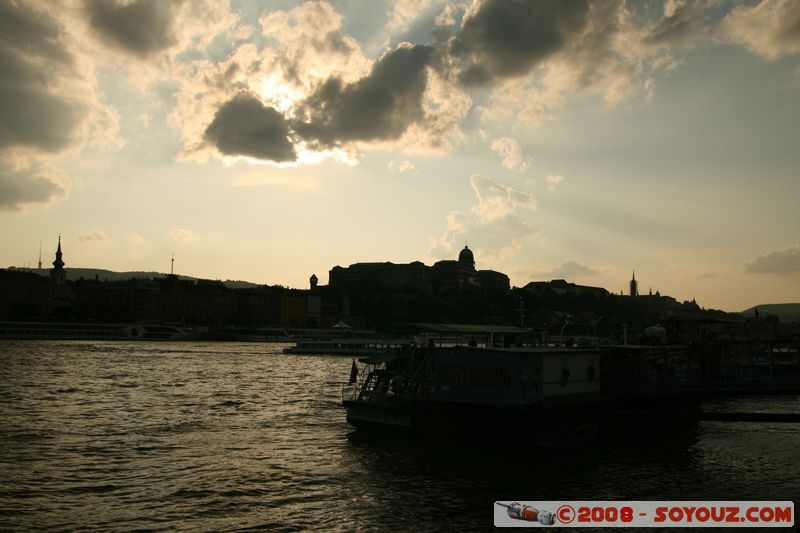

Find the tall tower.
[
  {"left": 50, "top": 235, "right": 66, "bottom": 285},
  {"left": 629, "top": 270, "right": 638, "bottom": 297},
  {"left": 310, "top": 274, "right": 318, "bottom": 290}
]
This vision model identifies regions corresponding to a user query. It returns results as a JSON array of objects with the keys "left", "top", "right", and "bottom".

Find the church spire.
[
  {"left": 53, "top": 235, "right": 64, "bottom": 269},
  {"left": 629, "top": 269, "right": 638, "bottom": 297},
  {"left": 50, "top": 235, "right": 66, "bottom": 285}
]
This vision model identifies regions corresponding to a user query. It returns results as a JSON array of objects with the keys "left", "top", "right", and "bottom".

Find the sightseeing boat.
[
  {"left": 0, "top": 321, "right": 198, "bottom": 341},
  {"left": 341, "top": 345, "right": 603, "bottom": 434},
  {"left": 283, "top": 336, "right": 409, "bottom": 355}
]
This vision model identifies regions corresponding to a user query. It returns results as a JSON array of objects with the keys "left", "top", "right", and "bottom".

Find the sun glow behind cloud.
[{"left": 257, "top": 75, "right": 304, "bottom": 114}]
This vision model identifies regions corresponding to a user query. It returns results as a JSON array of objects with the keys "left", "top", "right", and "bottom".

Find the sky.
[{"left": 1, "top": 0, "right": 799, "bottom": 312}]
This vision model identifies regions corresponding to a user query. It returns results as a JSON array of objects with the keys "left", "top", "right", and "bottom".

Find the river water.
[{"left": 1, "top": 341, "right": 798, "bottom": 531}]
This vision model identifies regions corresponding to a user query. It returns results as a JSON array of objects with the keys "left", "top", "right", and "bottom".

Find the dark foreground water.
[{"left": 1, "top": 341, "right": 798, "bottom": 531}]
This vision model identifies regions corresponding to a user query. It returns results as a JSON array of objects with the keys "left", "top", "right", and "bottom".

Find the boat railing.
[
  {"left": 341, "top": 383, "right": 359, "bottom": 403},
  {"left": 342, "top": 366, "right": 431, "bottom": 410}
]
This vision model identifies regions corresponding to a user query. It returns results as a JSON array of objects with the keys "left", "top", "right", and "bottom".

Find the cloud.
[
  {"left": 546, "top": 174, "right": 564, "bottom": 191},
  {"left": 172, "top": 3, "right": 469, "bottom": 164},
  {"left": 478, "top": 78, "right": 564, "bottom": 127},
  {"left": 435, "top": 3, "right": 460, "bottom": 26},
  {"left": 429, "top": 175, "right": 538, "bottom": 263},
  {"left": 85, "top": 0, "right": 237, "bottom": 62},
  {"left": 259, "top": 1, "right": 368, "bottom": 90},
  {"left": 204, "top": 93, "right": 297, "bottom": 162},
  {"left": 723, "top": 0, "right": 800, "bottom": 60},
  {"left": 78, "top": 230, "right": 109, "bottom": 242},
  {"left": 127, "top": 233, "right": 146, "bottom": 243},
  {"left": 0, "top": 2, "right": 120, "bottom": 211},
  {"left": 428, "top": 211, "right": 536, "bottom": 261},
  {"left": 472, "top": 2, "right": 680, "bottom": 125},
  {"left": 536, "top": 260, "right": 601, "bottom": 279},
  {"left": 743, "top": 245, "right": 800, "bottom": 274},
  {"left": 171, "top": 4, "right": 465, "bottom": 164},
  {"left": 490, "top": 137, "right": 530, "bottom": 170},
  {"left": 0, "top": 160, "right": 67, "bottom": 211},
  {"left": 85, "top": 0, "right": 176, "bottom": 57},
  {"left": 541, "top": 2, "right": 644, "bottom": 104},
  {"left": 642, "top": 0, "right": 706, "bottom": 47},
  {"left": 470, "top": 174, "right": 537, "bottom": 221},
  {"left": 169, "top": 228, "right": 197, "bottom": 242},
  {"left": 388, "top": 160, "right": 416, "bottom": 174},
  {"left": 387, "top": 0, "right": 437, "bottom": 34},
  {"left": 452, "top": 0, "right": 590, "bottom": 85},
  {"left": 295, "top": 45, "right": 434, "bottom": 147},
  {"left": 0, "top": 2, "right": 85, "bottom": 154}
]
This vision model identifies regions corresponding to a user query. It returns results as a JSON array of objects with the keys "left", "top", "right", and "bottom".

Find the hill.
[
  {"left": 740, "top": 303, "right": 800, "bottom": 323},
  {"left": 6, "top": 267, "right": 260, "bottom": 289}
]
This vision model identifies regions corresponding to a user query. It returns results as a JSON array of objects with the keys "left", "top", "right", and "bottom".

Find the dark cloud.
[
  {"left": 0, "top": 77, "right": 82, "bottom": 153},
  {"left": 204, "top": 93, "right": 297, "bottom": 162},
  {"left": 0, "top": 3, "right": 82, "bottom": 153},
  {"left": 452, "top": 0, "right": 589, "bottom": 85},
  {"left": 0, "top": 164, "right": 66, "bottom": 211},
  {"left": 643, "top": 3, "right": 704, "bottom": 46},
  {"left": 743, "top": 245, "right": 800, "bottom": 274},
  {"left": 86, "top": 0, "right": 177, "bottom": 57},
  {"left": 0, "top": 2, "right": 73, "bottom": 65},
  {"left": 294, "top": 45, "right": 433, "bottom": 146}
]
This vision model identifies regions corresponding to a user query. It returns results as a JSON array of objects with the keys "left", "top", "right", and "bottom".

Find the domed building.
[
  {"left": 432, "top": 245, "right": 482, "bottom": 294},
  {"left": 328, "top": 244, "right": 509, "bottom": 297},
  {"left": 458, "top": 245, "right": 475, "bottom": 270}
]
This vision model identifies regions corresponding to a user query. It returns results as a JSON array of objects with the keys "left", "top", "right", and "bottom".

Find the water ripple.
[{"left": 1, "top": 340, "right": 798, "bottom": 531}]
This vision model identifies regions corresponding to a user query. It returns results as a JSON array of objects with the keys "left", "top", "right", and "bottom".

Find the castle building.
[{"left": 328, "top": 245, "right": 509, "bottom": 296}]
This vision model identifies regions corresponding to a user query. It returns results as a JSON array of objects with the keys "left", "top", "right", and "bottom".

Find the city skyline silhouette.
[{"left": 1, "top": 1, "right": 799, "bottom": 312}]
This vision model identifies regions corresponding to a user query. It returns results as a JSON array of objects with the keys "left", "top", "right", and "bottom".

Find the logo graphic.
[
  {"left": 557, "top": 504, "right": 576, "bottom": 524},
  {"left": 496, "top": 502, "right": 556, "bottom": 525}
]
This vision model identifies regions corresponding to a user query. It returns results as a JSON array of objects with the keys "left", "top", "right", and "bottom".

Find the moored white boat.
[
  {"left": 341, "top": 345, "right": 603, "bottom": 432},
  {"left": 283, "top": 337, "right": 409, "bottom": 355}
]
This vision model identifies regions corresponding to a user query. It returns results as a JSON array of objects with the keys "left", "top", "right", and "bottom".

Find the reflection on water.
[{"left": 0, "top": 341, "right": 797, "bottom": 531}]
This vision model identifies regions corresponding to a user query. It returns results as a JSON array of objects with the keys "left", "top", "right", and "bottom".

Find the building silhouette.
[
  {"left": 328, "top": 245, "right": 510, "bottom": 297},
  {"left": 50, "top": 236, "right": 66, "bottom": 285},
  {"left": 630, "top": 270, "right": 638, "bottom": 297}
]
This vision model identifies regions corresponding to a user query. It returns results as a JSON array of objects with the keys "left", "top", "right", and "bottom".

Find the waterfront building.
[
  {"left": 0, "top": 269, "right": 50, "bottom": 319},
  {"left": 103, "top": 279, "right": 160, "bottom": 322},
  {"left": 329, "top": 260, "right": 432, "bottom": 294}
]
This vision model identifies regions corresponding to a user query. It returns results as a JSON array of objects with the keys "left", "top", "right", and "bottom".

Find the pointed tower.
[
  {"left": 310, "top": 273, "right": 318, "bottom": 290},
  {"left": 629, "top": 270, "right": 638, "bottom": 297},
  {"left": 50, "top": 235, "right": 66, "bottom": 285}
]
